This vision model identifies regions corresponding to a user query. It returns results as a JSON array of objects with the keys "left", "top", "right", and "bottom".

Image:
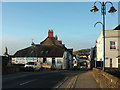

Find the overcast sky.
[{"left": 1, "top": 2, "right": 118, "bottom": 55}]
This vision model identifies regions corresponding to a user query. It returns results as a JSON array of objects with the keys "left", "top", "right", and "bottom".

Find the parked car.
[
  {"left": 79, "top": 61, "right": 87, "bottom": 69},
  {"left": 24, "top": 62, "right": 41, "bottom": 71},
  {"left": 42, "top": 63, "right": 51, "bottom": 69},
  {"left": 80, "top": 65, "right": 86, "bottom": 69}
]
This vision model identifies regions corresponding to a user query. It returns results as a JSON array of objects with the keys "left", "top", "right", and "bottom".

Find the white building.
[
  {"left": 12, "top": 30, "right": 73, "bottom": 70},
  {"left": 96, "top": 25, "right": 120, "bottom": 68}
]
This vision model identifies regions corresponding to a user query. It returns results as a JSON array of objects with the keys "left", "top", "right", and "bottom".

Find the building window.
[
  {"left": 110, "top": 58, "right": 112, "bottom": 68},
  {"left": 41, "top": 51, "right": 44, "bottom": 54},
  {"left": 45, "top": 51, "right": 48, "bottom": 54},
  {"left": 110, "top": 41, "right": 116, "bottom": 49},
  {"left": 118, "top": 59, "right": 120, "bottom": 68}
]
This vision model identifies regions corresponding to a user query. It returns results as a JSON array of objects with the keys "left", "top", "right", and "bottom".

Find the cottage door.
[
  {"left": 52, "top": 58, "right": 55, "bottom": 69},
  {"left": 110, "top": 58, "right": 112, "bottom": 68},
  {"left": 52, "top": 58, "right": 55, "bottom": 65}
]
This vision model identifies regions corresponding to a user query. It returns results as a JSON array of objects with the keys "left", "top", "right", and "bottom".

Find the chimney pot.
[
  {"left": 48, "top": 30, "right": 51, "bottom": 37},
  {"left": 50, "top": 30, "right": 53, "bottom": 37},
  {"left": 48, "top": 29, "right": 53, "bottom": 37}
]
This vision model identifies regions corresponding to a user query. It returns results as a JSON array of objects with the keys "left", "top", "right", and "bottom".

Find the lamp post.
[{"left": 90, "top": 1, "right": 117, "bottom": 71}]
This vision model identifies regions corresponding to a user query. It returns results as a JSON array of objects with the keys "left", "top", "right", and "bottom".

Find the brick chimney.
[
  {"left": 48, "top": 30, "right": 51, "bottom": 37},
  {"left": 51, "top": 30, "right": 53, "bottom": 37},
  {"left": 48, "top": 30, "right": 53, "bottom": 37}
]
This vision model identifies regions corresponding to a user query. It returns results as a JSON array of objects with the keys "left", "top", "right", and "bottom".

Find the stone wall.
[
  {"left": 2, "top": 65, "right": 24, "bottom": 75},
  {"left": 92, "top": 68, "right": 120, "bottom": 88}
]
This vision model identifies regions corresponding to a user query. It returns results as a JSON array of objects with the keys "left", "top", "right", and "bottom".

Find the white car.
[{"left": 24, "top": 62, "right": 41, "bottom": 71}]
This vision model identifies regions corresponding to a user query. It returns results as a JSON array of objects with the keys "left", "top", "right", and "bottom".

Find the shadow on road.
[{"left": 2, "top": 69, "right": 90, "bottom": 89}]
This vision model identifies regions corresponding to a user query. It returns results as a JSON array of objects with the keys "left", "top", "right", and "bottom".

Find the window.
[
  {"left": 41, "top": 51, "right": 44, "bottom": 54},
  {"left": 110, "top": 41, "right": 116, "bottom": 49},
  {"left": 110, "top": 58, "right": 112, "bottom": 67},
  {"left": 31, "top": 50, "right": 33, "bottom": 53},
  {"left": 45, "top": 51, "right": 48, "bottom": 54},
  {"left": 118, "top": 59, "right": 120, "bottom": 68}
]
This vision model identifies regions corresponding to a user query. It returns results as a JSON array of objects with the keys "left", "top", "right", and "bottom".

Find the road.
[{"left": 2, "top": 69, "right": 99, "bottom": 89}]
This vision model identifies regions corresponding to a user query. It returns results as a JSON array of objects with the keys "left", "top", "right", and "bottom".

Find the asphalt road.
[{"left": 2, "top": 69, "right": 89, "bottom": 89}]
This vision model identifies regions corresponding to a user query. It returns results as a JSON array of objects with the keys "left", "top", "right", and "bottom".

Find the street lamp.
[{"left": 90, "top": 1, "right": 117, "bottom": 71}]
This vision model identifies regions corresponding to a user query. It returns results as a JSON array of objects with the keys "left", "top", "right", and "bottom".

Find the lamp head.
[
  {"left": 90, "top": 6, "right": 99, "bottom": 12},
  {"left": 108, "top": 6, "right": 117, "bottom": 13}
]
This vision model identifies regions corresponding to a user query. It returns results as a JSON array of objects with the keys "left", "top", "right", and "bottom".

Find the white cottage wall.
[
  {"left": 105, "top": 59, "right": 110, "bottom": 67},
  {"left": 15, "top": 57, "right": 26, "bottom": 64},
  {"left": 63, "top": 51, "right": 68, "bottom": 70},
  {"left": 112, "top": 58, "right": 118, "bottom": 68}
]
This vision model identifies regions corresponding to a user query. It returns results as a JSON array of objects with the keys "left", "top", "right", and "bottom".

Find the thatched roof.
[
  {"left": 14, "top": 37, "right": 66, "bottom": 57},
  {"left": 40, "top": 37, "right": 65, "bottom": 47},
  {"left": 14, "top": 45, "right": 65, "bottom": 57}
]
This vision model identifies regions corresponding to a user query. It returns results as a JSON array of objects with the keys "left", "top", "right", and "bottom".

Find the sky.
[{"left": 1, "top": 2, "right": 118, "bottom": 55}]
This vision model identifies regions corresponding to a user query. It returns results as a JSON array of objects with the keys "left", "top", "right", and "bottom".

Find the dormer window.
[
  {"left": 31, "top": 50, "right": 33, "bottom": 53},
  {"left": 41, "top": 51, "right": 44, "bottom": 54},
  {"left": 46, "top": 51, "right": 48, "bottom": 54}
]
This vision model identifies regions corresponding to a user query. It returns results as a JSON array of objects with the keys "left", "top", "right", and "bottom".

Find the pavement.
[
  {"left": 57, "top": 70, "right": 100, "bottom": 88},
  {"left": 74, "top": 71, "right": 100, "bottom": 88},
  {"left": 2, "top": 69, "right": 100, "bottom": 89}
]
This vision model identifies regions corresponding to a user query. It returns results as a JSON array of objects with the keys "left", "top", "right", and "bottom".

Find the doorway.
[
  {"left": 52, "top": 58, "right": 55, "bottom": 65},
  {"left": 43, "top": 58, "right": 46, "bottom": 63},
  {"left": 110, "top": 58, "right": 112, "bottom": 67}
]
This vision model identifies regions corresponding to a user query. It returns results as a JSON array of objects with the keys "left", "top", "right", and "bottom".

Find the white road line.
[
  {"left": 55, "top": 76, "right": 69, "bottom": 88},
  {"left": 72, "top": 75, "right": 78, "bottom": 88},
  {"left": 19, "top": 79, "right": 36, "bottom": 86}
]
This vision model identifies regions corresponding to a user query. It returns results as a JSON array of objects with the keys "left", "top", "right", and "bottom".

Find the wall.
[
  {"left": 12, "top": 57, "right": 26, "bottom": 64},
  {"left": 12, "top": 57, "right": 43, "bottom": 64},
  {"left": 96, "top": 30, "right": 120, "bottom": 68},
  {"left": 105, "top": 30, "right": 120, "bottom": 68},
  {"left": 92, "top": 68, "right": 120, "bottom": 88},
  {"left": 45, "top": 57, "right": 63, "bottom": 69},
  {"left": 62, "top": 50, "right": 73, "bottom": 70},
  {"left": 63, "top": 51, "right": 68, "bottom": 69},
  {"left": 105, "top": 59, "right": 110, "bottom": 67},
  {"left": 12, "top": 55, "right": 72, "bottom": 70},
  {"left": 69, "top": 55, "right": 73, "bottom": 69},
  {"left": 96, "top": 32, "right": 103, "bottom": 61}
]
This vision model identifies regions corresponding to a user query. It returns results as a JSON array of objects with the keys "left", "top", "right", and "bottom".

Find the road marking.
[
  {"left": 55, "top": 76, "right": 69, "bottom": 88},
  {"left": 19, "top": 79, "right": 36, "bottom": 86},
  {"left": 72, "top": 75, "right": 78, "bottom": 88},
  {"left": 66, "top": 77, "right": 74, "bottom": 88}
]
